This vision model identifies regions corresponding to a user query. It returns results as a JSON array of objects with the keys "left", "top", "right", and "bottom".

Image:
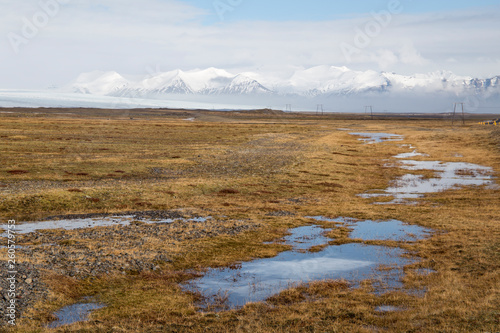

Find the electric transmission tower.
[
  {"left": 316, "top": 104, "right": 324, "bottom": 116},
  {"left": 365, "top": 106, "right": 373, "bottom": 119},
  {"left": 452, "top": 103, "right": 465, "bottom": 125}
]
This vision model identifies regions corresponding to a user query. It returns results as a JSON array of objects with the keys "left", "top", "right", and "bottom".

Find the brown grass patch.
[{"left": 1, "top": 111, "right": 498, "bottom": 332}]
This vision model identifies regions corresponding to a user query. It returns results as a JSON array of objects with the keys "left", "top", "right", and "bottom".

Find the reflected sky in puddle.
[
  {"left": 415, "top": 268, "right": 436, "bottom": 276},
  {"left": 282, "top": 225, "right": 331, "bottom": 250},
  {"left": 349, "top": 132, "right": 404, "bottom": 144},
  {"left": 187, "top": 220, "right": 428, "bottom": 309},
  {"left": 47, "top": 301, "right": 105, "bottom": 328},
  {"left": 394, "top": 150, "right": 428, "bottom": 159},
  {"left": 350, "top": 220, "right": 431, "bottom": 242},
  {"left": 0, "top": 216, "right": 210, "bottom": 236},
  {"left": 307, "top": 216, "right": 432, "bottom": 242},
  {"left": 375, "top": 305, "right": 403, "bottom": 313},
  {"left": 361, "top": 160, "right": 494, "bottom": 204}
]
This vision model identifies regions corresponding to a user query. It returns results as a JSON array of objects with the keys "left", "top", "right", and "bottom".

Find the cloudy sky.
[{"left": 1, "top": 0, "right": 500, "bottom": 89}]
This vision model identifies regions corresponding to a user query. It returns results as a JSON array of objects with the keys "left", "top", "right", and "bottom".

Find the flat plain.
[{"left": 0, "top": 108, "right": 498, "bottom": 332}]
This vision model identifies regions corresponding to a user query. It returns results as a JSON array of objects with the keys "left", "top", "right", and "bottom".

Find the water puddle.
[
  {"left": 0, "top": 215, "right": 211, "bottom": 236},
  {"left": 47, "top": 301, "right": 105, "bottom": 328},
  {"left": 349, "top": 219, "right": 432, "bottom": 242},
  {"left": 415, "top": 268, "right": 436, "bottom": 276},
  {"left": 187, "top": 221, "right": 429, "bottom": 309},
  {"left": 361, "top": 160, "right": 494, "bottom": 204},
  {"left": 307, "top": 216, "right": 432, "bottom": 242},
  {"left": 349, "top": 132, "right": 404, "bottom": 144},
  {"left": 282, "top": 225, "right": 331, "bottom": 250},
  {"left": 375, "top": 305, "right": 403, "bottom": 313},
  {"left": 394, "top": 150, "right": 428, "bottom": 159}
]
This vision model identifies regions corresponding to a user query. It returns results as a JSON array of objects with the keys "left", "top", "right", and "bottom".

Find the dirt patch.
[
  {"left": 218, "top": 189, "right": 240, "bottom": 195},
  {"left": 7, "top": 170, "right": 29, "bottom": 175}
]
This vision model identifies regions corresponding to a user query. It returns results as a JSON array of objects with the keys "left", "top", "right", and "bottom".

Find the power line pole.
[
  {"left": 285, "top": 104, "right": 292, "bottom": 113},
  {"left": 365, "top": 106, "right": 373, "bottom": 119},
  {"left": 452, "top": 102, "right": 465, "bottom": 125},
  {"left": 316, "top": 104, "right": 324, "bottom": 116}
]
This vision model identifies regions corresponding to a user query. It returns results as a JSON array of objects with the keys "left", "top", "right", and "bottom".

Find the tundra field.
[{"left": 0, "top": 108, "right": 499, "bottom": 332}]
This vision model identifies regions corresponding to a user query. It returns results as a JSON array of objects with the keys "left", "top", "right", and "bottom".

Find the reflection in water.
[
  {"left": 360, "top": 160, "right": 494, "bottom": 204},
  {"left": 187, "top": 220, "right": 431, "bottom": 309},
  {"left": 349, "top": 132, "right": 404, "bottom": 144},
  {"left": 0, "top": 216, "right": 210, "bottom": 237},
  {"left": 347, "top": 219, "right": 432, "bottom": 241},
  {"left": 375, "top": 305, "right": 402, "bottom": 312},
  {"left": 393, "top": 150, "right": 428, "bottom": 159},
  {"left": 307, "top": 216, "right": 432, "bottom": 242},
  {"left": 47, "top": 301, "right": 105, "bottom": 328}
]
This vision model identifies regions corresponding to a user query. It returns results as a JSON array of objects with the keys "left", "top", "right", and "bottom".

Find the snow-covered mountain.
[
  {"left": 67, "top": 66, "right": 500, "bottom": 98},
  {"left": 71, "top": 71, "right": 129, "bottom": 95}
]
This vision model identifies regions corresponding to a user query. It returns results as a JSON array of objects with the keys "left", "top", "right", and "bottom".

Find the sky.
[{"left": 1, "top": 0, "right": 500, "bottom": 89}]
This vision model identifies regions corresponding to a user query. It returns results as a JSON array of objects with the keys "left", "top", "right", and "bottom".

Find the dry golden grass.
[{"left": 0, "top": 109, "right": 498, "bottom": 332}]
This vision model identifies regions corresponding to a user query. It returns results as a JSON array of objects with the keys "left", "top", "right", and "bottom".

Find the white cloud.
[
  {"left": 0, "top": 1, "right": 499, "bottom": 88},
  {"left": 371, "top": 49, "right": 399, "bottom": 69},
  {"left": 399, "top": 42, "right": 428, "bottom": 66},
  {"left": 365, "top": 43, "right": 429, "bottom": 70}
]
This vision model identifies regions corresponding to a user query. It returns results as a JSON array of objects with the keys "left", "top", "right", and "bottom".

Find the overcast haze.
[{"left": 1, "top": 0, "right": 500, "bottom": 89}]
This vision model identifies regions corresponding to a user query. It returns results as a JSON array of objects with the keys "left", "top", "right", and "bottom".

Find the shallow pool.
[
  {"left": 47, "top": 301, "right": 105, "bottom": 328},
  {"left": 187, "top": 219, "right": 431, "bottom": 309},
  {"left": 0, "top": 215, "right": 211, "bottom": 237},
  {"left": 360, "top": 160, "right": 494, "bottom": 204},
  {"left": 349, "top": 132, "right": 404, "bottom": 144}
]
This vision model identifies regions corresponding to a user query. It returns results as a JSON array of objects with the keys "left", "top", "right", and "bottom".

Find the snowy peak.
[
  {"left": 466, "top": 76, "right": 500, "bottom": 90},
  {"left": 285, "top": 66, "right": 390, "bottom": 95},
  {"left": 136, "top": 70, "right": 193, "bottom": 94},
  {"left": 76, "top": 68, "right": 275, "bottom": 97},
  {"left": 71, "top": 71, "right": 129, "bottom": 95},
  {"left": 381, "top": 71, "right": 471, "bottom": 92},
  {"left": 220, "top": 75, "right": 272, "bottom": 95},
  {"left": 68, "top": 67, "right": 500, "bottom": 98}
]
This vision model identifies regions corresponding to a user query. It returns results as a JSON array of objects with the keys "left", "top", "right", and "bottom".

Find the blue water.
[
  {"left": 47, "top": 302, "right": 105, "bottom": 328},
  {"left": 347, "top": 219, "right": 432, "bottom": 242},
  {"left": 306, "top": 216, "right": 432, "bottom": 242},
  {"left": 187, "top": 222, "right": 427, "bottom": 309},
  {"left": 0, "top": 216, "right": 211, "bottom": 237},
  {"left": 349, "top": 132, "right": 404, "bottom": 144}
]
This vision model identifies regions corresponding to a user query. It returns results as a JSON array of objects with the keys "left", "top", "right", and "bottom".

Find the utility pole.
[
  {"left": 365, "top": 106, "right": 373, "bottom": 120},
  {"left": 316, "top": 104, "right": 324, "bottom": 116},
  {"left": 452, "top": 103, "right": 465, "bottom": 125},
  {"left": 285, "top": 104, "right": 292, "bottom": 113}
]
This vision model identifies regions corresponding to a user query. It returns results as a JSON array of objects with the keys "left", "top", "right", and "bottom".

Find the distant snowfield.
[{"left": 0, "top": 90, "right": 267, "bottom": 111}]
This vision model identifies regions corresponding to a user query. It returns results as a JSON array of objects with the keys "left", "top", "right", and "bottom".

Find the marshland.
[{"left": 0, "top": 108, "right": 498, "bottom": 332}]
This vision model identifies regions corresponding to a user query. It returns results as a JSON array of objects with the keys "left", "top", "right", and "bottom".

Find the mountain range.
[{"left": 67, "top": 66, "right": 500, "bottom": 99}]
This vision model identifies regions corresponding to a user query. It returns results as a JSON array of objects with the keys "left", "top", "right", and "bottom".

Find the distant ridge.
[{"left": 66, "top": 66, "right": 500, "bottom": 98}]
